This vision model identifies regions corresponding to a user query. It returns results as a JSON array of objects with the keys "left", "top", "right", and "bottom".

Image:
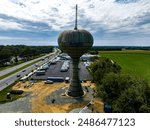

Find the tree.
[
  {"left": 89, "top": 57, "right": 121, "bottom": 84},
  {"left": 89, "top": 56, "right": 99, "bottom": 62},
  {"left": 11, "top": 46, "right": 20, "bottom": 64},
  {"left": 0, "top": 45, "right": 53, "bottom": 67},
  {"left": 98, "top": 73, "right": 150, "bottom": 113},
  {"left": 113, "top": 87, "right": 144, "bottom": 112},
  {"left": 97, "top": 73, "right": 133, "bottom": 103},
  {"left": 0, "top": 48, "right": 12, "bottom": 66}
]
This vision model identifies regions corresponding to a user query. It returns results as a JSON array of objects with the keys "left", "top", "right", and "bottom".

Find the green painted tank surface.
[{"left": 58, "top": 29, "right": 93, "bottom": 58}]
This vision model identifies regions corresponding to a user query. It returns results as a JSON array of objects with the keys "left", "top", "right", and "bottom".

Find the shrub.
[
  {"left": 98, "top": 73, "right": 150, "bottom": 113},
  {"left": 89, "top": 57, "right": 121, "bottom": 84}
]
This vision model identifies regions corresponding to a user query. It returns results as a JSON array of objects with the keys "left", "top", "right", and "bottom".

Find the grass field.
[
  {"left": 0, "top": 81, "right": 23, "bottom": 104},
  {"left": 100, "top": 50, "right": 150, "bottom": 84}
]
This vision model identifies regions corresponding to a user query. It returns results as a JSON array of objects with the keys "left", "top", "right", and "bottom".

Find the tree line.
[
  {"left": 89, "top": 57, "right": 150, "bottom": 112},
  {"left": 90, "top": 46, "right": 150, "bottom": 51},
  {"left": 0, "top": 45, "right": 53, "bottom": 67}
]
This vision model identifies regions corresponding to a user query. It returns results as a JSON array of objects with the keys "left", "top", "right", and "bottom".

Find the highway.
[
  {"left": 0, "top": 48, "right": 61, "bottom": 91},
  {"left": 0, "top": 48, "right": 58, "bottom": 77}
]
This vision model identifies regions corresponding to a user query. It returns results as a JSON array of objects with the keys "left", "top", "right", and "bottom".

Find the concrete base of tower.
[
  {"left": 65, "top": 89, "right": 85, "bottom": 98},
  {"left": 46, "top": 86, "right": 94, "bottom": 105},
  {"left": 65, "top": 82, "right": 85, "bottom": 97}
]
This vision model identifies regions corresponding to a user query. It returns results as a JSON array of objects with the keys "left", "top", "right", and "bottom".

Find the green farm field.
[{"left": 100, "top": 50, "right": 150, "bottom": 84}]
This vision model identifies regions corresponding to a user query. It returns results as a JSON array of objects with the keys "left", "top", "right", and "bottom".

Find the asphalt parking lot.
[{"left": 32, "top": 60, "right": 92, "bottom": 81}]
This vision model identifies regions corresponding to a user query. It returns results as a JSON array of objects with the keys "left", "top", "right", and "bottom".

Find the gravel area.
[
  {"left": 45, "top": 86, "right": 94, "bottom": 105},
  {"left": 0, "top": 96, "right": 32, "bottom": 113}
]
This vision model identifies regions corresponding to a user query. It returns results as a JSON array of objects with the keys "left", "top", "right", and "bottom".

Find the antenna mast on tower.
[{"left": 74, "top": 4, "right": 78, "bottom": 30}]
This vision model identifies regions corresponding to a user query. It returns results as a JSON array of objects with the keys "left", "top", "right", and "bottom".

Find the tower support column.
[{"left": 67, "top": 58, "right": 84, "bottom": 97}]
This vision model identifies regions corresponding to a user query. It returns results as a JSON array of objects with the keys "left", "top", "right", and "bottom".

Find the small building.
[
  {"left": 80, "top": 54, "right": 98, "bottom": 61},
  {"left": 36, "top": 70, "right": 46, "bottom": 76},
  {"left": 47, "top": 77, "right": 64, "bottom": 82}
]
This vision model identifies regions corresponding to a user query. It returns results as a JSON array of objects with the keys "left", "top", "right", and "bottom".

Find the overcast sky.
[{"left": 0, "top": 0, "right": 150, "bottom": 46}]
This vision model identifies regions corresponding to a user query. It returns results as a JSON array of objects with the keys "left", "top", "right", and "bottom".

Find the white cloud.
[
  {"left": 81, "top": 0, "right": 150, "bottom": 32},
  {"left": 0, "top": 0, "right": 149, "bottom": 33},
  {"left": 0, "top": 36, "right": 28, "bottom": 40},
  {"left": 0, "top": 18, "right": 25, "bottom": 30}
]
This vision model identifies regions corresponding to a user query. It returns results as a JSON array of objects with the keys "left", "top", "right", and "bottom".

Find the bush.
[
  {"left": 113, "top": 87, "right": 144, "bottom": 112},
  {"left": 89, "top": 57, "right": 121, "bottom": 84},
  {"left": 97, "top": 73, "right": 133, "bottom": 102},
  {"left": 89, "top": 56, "right": 99, "bottom": 62},
  {"left": 98, "top": 73, "right": 150, "bottom": 113}
]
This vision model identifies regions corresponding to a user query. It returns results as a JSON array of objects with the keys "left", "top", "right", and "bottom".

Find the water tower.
[{"left": 58, "top": 5, "right": 93, "bottom": 97}]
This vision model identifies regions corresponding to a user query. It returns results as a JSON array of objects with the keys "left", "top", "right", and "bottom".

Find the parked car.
[
  {"left": 65, "top": 77, "right": 70, "bottom": 83},
  {"left": 44, "top": 80, "right": 53, "bottom": 84}
]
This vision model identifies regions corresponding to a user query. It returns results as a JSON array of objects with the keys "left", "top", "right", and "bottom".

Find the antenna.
[{"left": 74, "top": 4, "right": 78, "bottom": 30}]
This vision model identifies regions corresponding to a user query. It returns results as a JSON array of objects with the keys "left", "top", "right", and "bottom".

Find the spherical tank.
[{"left": 58, "top": 29, "right": 93, "bottom": 58}]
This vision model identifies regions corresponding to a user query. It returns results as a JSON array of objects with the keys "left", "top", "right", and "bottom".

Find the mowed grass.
[
  {"left": 100, "top": 50, "right": 150, "bottom": 84},
  {"left": 0, "top": 81, "right": 23, "bottom": 104}
]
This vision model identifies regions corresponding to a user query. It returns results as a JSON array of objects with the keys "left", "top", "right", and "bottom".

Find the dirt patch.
[{"left": 12, "top": 81, "right": 103, "bottom": 113}]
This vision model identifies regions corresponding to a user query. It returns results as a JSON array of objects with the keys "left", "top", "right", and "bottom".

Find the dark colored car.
[
  {"left": 16, "top": 74, "right": 21, "bottom": 77},
  {"left": 22, "top": 69, "right": 26, "bottom": 72}
]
